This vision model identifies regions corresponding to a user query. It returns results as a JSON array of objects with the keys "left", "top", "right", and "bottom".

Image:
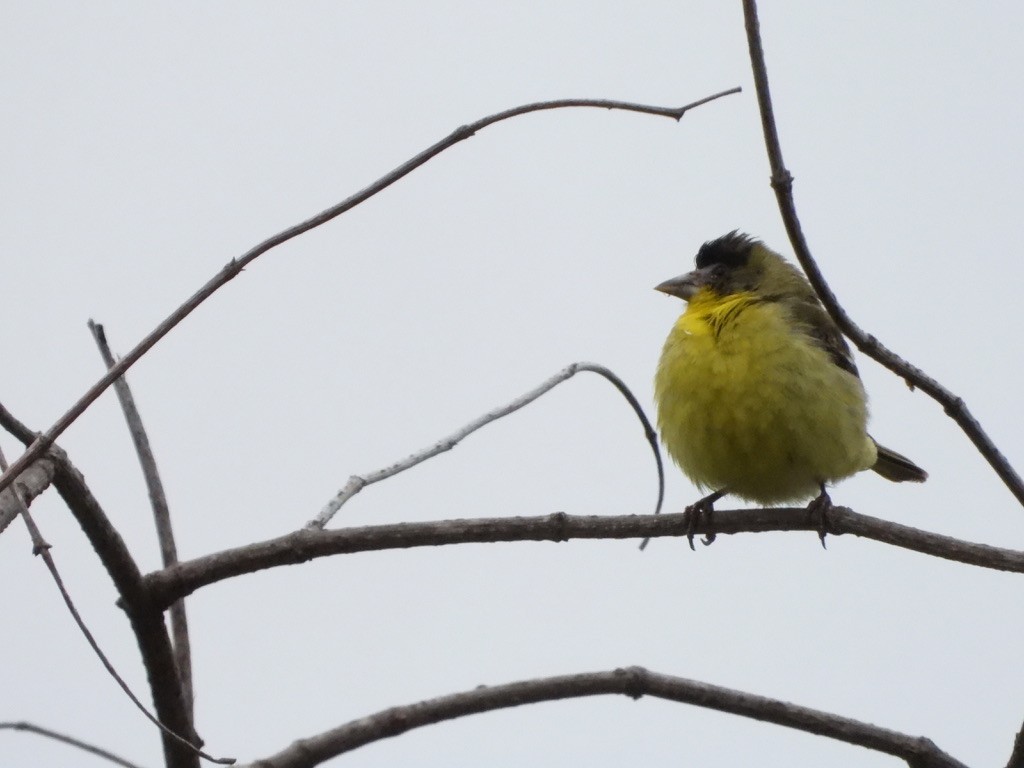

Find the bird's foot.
[
  {"left": 683, "top": 489, "right": 726, "bottom": 550},
  {"left": 806, "top": 485, "right": 833, "bottom": 549}
]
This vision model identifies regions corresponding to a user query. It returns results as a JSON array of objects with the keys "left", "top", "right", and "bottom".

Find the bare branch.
[
  {"left": 0, "top": 720, "right": 150, "bottom": 768},
  {"left": 89, "top": 320, "right": 194, "bottom": 724},
  {"left": 308, "top": 361, "right": 662, "bottom": 529},
  {"left": 0, "top": 88, "right": 739, "bottom": 504},
  {"left": 1006, "top": 721, "right": 1024, "bottom": 768},
  {"left": 0, "top": 403, "right": 220, "bottom": 768},
  {"left": 0, "top": 451, "right": 57, "bottom": 534},
  {"left": 143, "top": 505, "right": 1024, "bottom": 610},
  {"left": 0, "top": 442, "right": 230, "bottom": 767},
  {"left": 740, "top": 0, "right": 1024, "bottom": 507},
  {"left": 244, "top": 667, "right": 966, "bottom": 768}
]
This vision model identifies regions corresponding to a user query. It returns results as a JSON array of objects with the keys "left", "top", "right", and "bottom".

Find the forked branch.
[{"left": 0, "top": 404, "right": 222, "bottom": 768}]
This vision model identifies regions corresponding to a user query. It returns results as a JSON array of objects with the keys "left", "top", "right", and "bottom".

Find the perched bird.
[{"left": 654, "top": 231, "right": 925, "bottom": 542}]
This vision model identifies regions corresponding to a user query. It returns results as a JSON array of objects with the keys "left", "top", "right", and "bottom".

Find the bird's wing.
[{"left": 790, "top": 298, "right": 860, "bottom": 378}]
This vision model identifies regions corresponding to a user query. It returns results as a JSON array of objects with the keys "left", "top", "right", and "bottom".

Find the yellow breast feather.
[{"left": 655, "top": 289, "right": 876, "bottom": 504}]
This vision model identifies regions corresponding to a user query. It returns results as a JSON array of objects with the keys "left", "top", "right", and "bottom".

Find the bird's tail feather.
[{"left": 871, "top": 441, "right": 928, "bottom": 483}]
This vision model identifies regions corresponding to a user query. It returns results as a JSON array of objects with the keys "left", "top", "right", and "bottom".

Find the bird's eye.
[{"left": 708, "top": 263, "right": 727, "bottom": 280}]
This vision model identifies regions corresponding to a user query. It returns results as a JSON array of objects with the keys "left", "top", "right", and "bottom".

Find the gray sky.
[{"left": 2, "top": 3, "right": 1023, "bottom": 766}]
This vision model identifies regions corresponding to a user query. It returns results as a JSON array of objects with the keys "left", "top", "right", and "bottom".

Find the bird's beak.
[{"left": 655, "top": 269, "right": 704, "bottom": 300}]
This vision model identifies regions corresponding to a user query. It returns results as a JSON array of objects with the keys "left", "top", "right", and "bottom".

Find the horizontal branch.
[
  {"left": 244, "top": 667, "right": 966, "bottom": 768},
  {"left": 142, "top": 506, "right": 1024, "bottom": 609}
]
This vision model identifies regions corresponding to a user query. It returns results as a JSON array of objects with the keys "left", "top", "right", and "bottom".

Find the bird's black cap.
[{"left": 695, "top": 230, "right": 758, "bottom": 270}]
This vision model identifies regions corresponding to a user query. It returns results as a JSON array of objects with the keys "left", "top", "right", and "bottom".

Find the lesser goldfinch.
[{"left": 654, "top": 231, "right": 925, "bottom": 526}]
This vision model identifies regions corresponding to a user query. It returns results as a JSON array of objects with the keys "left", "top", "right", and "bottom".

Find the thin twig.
[
  {"left": 740, "top": 0, "right": 1024, "bottom": 507},
  {"left": 0, "top": 721, "right": 150, "bottom": 768},
  {"left": 0, "top": 404, "right": 224, "bottom": 768},
  {"left": 308, "top": 362, "right": 663, "bottom": 529},
  {"left": 0, "top": 443, "right": 231, "bottom": 767},
  {"left": 244, "top": 666, "right": 965, "bottom": 768},
  {"left": 144, "top": 505, "right": 1024, "bottom": 610},
  {"left": 89, "top": 320, "right": 194, "bottom": 723},
  {"left": 0, "top": 89, "right": 740, "bottom": 504}
]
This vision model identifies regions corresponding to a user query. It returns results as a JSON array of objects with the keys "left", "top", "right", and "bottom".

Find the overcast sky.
[{"left": 3, "top": 3, "right": 1024, "bottom": 767}]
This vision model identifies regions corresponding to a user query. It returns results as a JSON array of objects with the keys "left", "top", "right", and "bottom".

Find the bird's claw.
[
  {"left": 683, "top": 489, "right": 726, "bottom": 550},
  {"left": 806, "top": 486, "right": 833, "bottom": 549}
]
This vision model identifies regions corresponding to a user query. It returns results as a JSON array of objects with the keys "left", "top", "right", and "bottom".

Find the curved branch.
[
  {"left": 142, "top": 506, "right": 1024, "bottom": 609},
  {"left": 308, "top": 361, "right": 662, "bottom": 529},
  {"left": 0, "top": 88, "right": 739, "bottom": 502},
  {"left": 740, "top": 0, "right": 1024, "bottom": 507},
  {"left": 244, "top": 667, "right": 966, "bottom": 768}
]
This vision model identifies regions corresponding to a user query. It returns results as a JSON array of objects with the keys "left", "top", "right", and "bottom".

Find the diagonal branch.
[
  {"left": 142, "top": 506, "right": 1024, "bottom": 610},
  {"left": 0, "top": 88, "right": 739, "bottom": 503},
  {"left": 0, "top": 403, "right": 218, "bottom": 768},
  {"left": 89, "top": 320, "right": 194, "bottom": 725},
  {"left": 740, "top": 0, "right": 1024, "bottom": 507},
  {"left": 308, "top": 361, "right": 662, "bottom": 529},
  {"left": 0, "top": 450, "right": 57, "bottom": 535},
  {"left": 243, "top": 667, "right": 966, "bottom": 768},
  {"left": 0, "top": 721, "right": 150, "bottom": 768}
]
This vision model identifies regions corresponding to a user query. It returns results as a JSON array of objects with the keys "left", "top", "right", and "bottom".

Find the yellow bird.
[{"left": 654, "top": 231, "right": 925, "bottom": 540}]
